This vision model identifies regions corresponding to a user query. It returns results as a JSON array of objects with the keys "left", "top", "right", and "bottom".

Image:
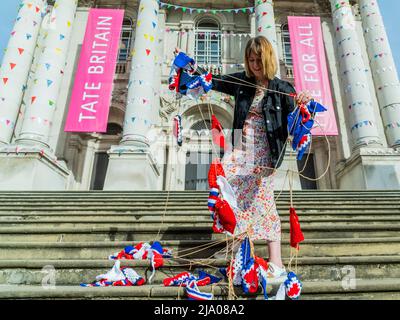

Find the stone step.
[
  {"left": 2, "top": 216, "right": 399, "bottom": 226},
  {"left": 1, "top": 201, "right": 399, "bottom": 207},
  {"left": 1, "top": 256, "right": 399, "bottom": 285},
  {"left": 1, "top": 207, "right": 399, "bottom": 214},
  {"left": 1, "top": 210, "right": 398, "bottom": 217},
  {"left": 0, "top": 196, "right": 400, "bottom": 206},
  {"left": 1, "top": 278, "right": 400, "bottom": 299},
  {"left": 0, "top": 224, "right": 398, "bottom": 242},
  {"left": 0, "top": 238, "right": 399, "bottom": 260}
]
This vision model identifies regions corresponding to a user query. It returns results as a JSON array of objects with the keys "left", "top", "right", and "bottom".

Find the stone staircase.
[{"left": 0, "top": 191, "right": 400, "bottom": 300}]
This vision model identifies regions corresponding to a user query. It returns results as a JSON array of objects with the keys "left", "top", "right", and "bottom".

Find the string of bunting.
[
  {"left": 162, "top": 28, "right": 252, "bottom": 38},
  {"left": 159, "top": 1, "right": 255, "bottom": 14}
]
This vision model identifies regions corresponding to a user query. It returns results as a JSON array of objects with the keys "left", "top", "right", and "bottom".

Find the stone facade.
[{"left": 0, "top": 0, "right": 399, "bottom": 191}]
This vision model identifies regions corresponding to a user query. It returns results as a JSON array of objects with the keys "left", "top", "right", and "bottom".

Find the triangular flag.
[
  {"left": 289, "top": 207, "right": 305, "bottom": 249},
  {"left": 31, "top": 96, "right": 37, "bottom": 104},
  {"left": 211, "top": 114, "right": 225, "bottom": 149},
  {"left": 60, "top": 34, "right": 65, "bottom": 40},
  {"left": 2, "top": 78, "right": 8, "bottom": 85},
  {"left": 67, "top": 21, "right": 71, "bottom": 27},
  {"left": 47, "top": 80, "right": 53, "bottom": 87},
  {"left": 27, "top": 4, "right": 32, "bottom": 9},
  {"left": 26, "top": 33, "right": 32, "bottom": 40},
  {"left": 146, "top": 49, "right": 151, "bottom": 56},
  {"left": 45, "top": 63, "right": 51, "bottom": 70},
  {"left": 11, "top": 31, "right": 16, "bottom": 36},
  {"left": 152, "top": 22, "right": 157, "bottom": 29},
  {"left": 6, "top": 120, "right": 10, "bottom": 126},
  {"left": 49, "top": 100, "right": 54, "bottom": 106},
  {"left": 35, "top": 6, "right": 40, "bottom": 13},
  {"left": 18, "top": 48, "right": 24, "bottom": 55},
  {"left": 10, "top": 63, "right": 16, "bottom": 70},
  {"left": 55, "top": 48, "right": 62, "bottom": 54}
]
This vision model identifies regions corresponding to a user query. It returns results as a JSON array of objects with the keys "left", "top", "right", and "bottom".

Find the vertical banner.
[
  {"left": 288, "top": 16, "right": 338, "bottom": 136},
  {"left": 64, "top": 9, "right": 124, "bottom": 132}
]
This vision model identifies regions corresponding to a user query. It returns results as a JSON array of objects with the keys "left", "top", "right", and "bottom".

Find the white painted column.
[
  {"left": 254, "top": 0, "right": 280, "bottom": 76},
  {"left": 16, "top": 0, "right": 78, "bottom": 148},
  {"left": 0, "top": 0, "right": 47, "bottom": 145},
  {"left": 13, "top": 10, "right": 50, "bottom": 143},
  {"left": 121, "top": 0, "right": 160, "bottom": 149},
  {"left": 359, "top": 0, "right": 400, "bottom": 148},
  {"left": 330, "top": 0, "right": 382, "bottom": 149}
]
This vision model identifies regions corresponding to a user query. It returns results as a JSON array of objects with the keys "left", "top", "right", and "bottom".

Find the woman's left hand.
[{"left": 296, "top": 91, "right": 313, "bottom": 105}]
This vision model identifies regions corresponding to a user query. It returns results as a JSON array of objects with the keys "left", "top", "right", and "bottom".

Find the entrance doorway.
[{"left": 90, "top": 152, "right": 109, "bottom": 190}]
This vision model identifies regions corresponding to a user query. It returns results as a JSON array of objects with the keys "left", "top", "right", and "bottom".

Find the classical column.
[
  {"left": 13, "top": 10, "right": 50, "bottom": 142},
  {"left": 16, "top": 0, "right": 78, "bottom": 148},
  {"left": 254, "top": 0, "right": 280, "bottom": 76},
  {"left": 359, "top": 0, "right": 400, "bottom": 148},
  {"left": 0, "top": 0, "right": 47, "bottom": 145},
  {"left": 330, "top": 0, "right": 382, "bottom": 149},
  {"left": 103, "top": 0, "right": 161, "bottom": 190},
  {"left": 120, "top": 0, "right": 160, "bottom": 149}
]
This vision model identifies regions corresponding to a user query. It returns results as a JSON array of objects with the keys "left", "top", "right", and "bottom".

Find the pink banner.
[
  {"left": 64, "top": 9, "right": 124, "bottom": 132},
  {"left": 288, "top": 16, "right": 338, "bottom": 136}
]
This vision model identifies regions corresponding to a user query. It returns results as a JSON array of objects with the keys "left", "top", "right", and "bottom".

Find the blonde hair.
[{"left": 244, "top": 36, "right": 278, "bottom": 80}]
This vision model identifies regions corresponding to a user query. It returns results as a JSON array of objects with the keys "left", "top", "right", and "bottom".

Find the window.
[
  {"left": 118, "top": 18, "right": 134, "bottom": 62},
  {"left": 195, "top": 19, "right": 221, "bottom": 66},
  {"left": 281, "top": 24, "right": 293, "bottom": 67}
]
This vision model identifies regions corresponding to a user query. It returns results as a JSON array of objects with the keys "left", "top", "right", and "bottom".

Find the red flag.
[
  {"left": 208, "top": 158, "right": 225, "bottom": 189},
  {"left": 211, "top": 114, "right": 225, "bottom": 149},
  {"left": 213, "top": 199, "right": 236, "bottom": 234},
  {"left": 289, "top": 207, "right": 304, "bottom": 249}
]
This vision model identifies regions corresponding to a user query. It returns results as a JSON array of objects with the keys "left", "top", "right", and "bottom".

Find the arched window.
[
  {"left": 190, "top": 120, "right": 211, "bottom": 131},
  {"left": 195, "top": 18, "right": 221, "bottom": 66},
  {"left": 118, "top": 18, "right": 134, "bottom": 62},
  {"left": 281, "top": 24, "right": 293, "bottom": 67}
]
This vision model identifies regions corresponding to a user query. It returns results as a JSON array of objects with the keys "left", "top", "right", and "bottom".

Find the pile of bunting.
[
  {"left": 287, "top": 100, "right": 327, "bottom": 160},
  {"left": 80, "top": 260, "right": 145, "bottom": 287},
  {"left": 163, "top": 270, "right": 221, "bottom": 300},
  {"left": 109, "top": 241, "right": 172, "bottom": 283}
]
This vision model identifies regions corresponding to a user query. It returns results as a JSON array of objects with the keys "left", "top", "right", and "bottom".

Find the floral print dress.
[{"left": 221, "top": 89, "right": 281, "bottom": 242}]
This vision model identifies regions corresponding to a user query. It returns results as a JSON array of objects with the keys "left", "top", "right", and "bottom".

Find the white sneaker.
[{"left": 266, "top": 262, "right": 287, "bottom": 284}]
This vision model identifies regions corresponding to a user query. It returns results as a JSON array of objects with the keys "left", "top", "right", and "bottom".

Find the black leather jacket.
[{"left": 212, "top": 72, "right": 296, "bottom": 169}]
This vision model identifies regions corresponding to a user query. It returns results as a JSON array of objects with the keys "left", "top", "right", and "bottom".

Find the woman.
[{"left": 211, "top": 36, "right": 312, "bottom": 281}]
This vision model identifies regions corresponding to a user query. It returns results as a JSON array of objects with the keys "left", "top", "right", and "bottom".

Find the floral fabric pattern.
[{"left": 221, "top": 90, "right": 281, "bottom": 242}]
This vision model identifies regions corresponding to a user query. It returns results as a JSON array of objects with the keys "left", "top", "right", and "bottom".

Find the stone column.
[
  {"left": 359, "top": 0, "right": 400, "bottom": 148},
  {"left": 254, "top": 0, "right": 280, "bottom": 76},
  {"left": 0, "top": 0, "right": 47, "bottom": 145},
  {"left": 330, "top": 0, "right": 382, "bottom": 149},
  {"left": 120, "top": 0, "right": 160, "bottom": 149},
  {"left": 104, "top": 0, "right": 161, "bottom": 190},
  {"left": 13, "top": 10, "right": 51, "bottom": 142},
  {"left": 16, "top": 0, "right": 78, "bottom": 148}
]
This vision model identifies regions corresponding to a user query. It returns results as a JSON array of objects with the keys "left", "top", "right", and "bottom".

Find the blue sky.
[{"left": 0, "top": 0, "right": 399, "bottom": 75}]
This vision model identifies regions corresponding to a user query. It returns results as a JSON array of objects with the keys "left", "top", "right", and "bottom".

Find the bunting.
[{"left": 159, "top": 1, "right": 255, "bottom": 14}]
